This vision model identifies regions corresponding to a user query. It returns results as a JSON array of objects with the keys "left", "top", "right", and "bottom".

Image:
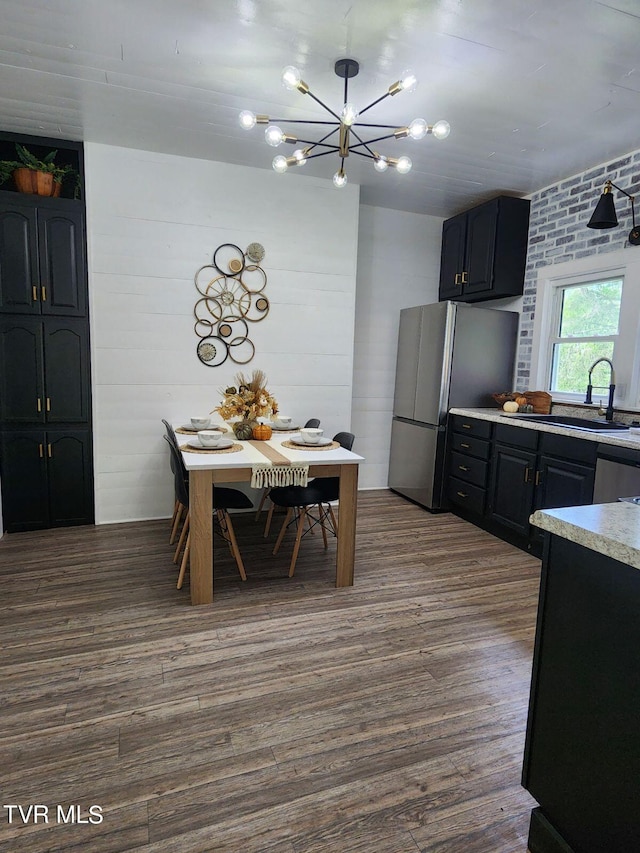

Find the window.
[
  {"left": 549, "top": 278, "right": 622, "bottom": 395},
  {"left": 530, "top": 248, "right": 640, "bottom": 410}
]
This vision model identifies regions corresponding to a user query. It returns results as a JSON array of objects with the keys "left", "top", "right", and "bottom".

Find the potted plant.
[{"left": 0, "top": 143, "right": 81, "bottom": 198}]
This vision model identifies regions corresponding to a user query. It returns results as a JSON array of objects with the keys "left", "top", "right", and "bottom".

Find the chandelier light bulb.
[
  {"left": 293, "top": 148, "right": 307, "bottom": 165},
  {"left": 265, "top": 125, "right": 284, "bottom": 146},
  {"left": 432, "top": 120, "right": 451, "bottom": 140},
  {"left": 341, "top": 102, "right": 359, "bottom": 126},
  {"left": 272, "top": 155, "right": 289, "bottom": 173},
  {"left": 399, "top": 69, "right": 418, "bottom": 93},
  {"left": 396, "top": 155, "right": 412, "bottom": 174},
  {"left": 408, "top": 118, "right": 427, "bottom": 140},
  {"left": 239, "top": 110, "right": 257, "bottom": 130},
  {"left": 281, "top": 65, "right": 302, "bottom": 90},
  {"left": 333, "top": 169, "right": 348, "bottom": 188},
  {"left": 373, "top": 154, "right": 389, "bottom": 172}
]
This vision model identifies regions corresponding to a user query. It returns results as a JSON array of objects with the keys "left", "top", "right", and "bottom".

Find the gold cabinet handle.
[
  {"left": 461, "top": 423, "right": 472, "bottom": 429},
  {"left": 32, "top": 285, "right": 38, "bottom": 302},
  {"left": 454, "top": 273, "right": 461, "bottom": 285},
  {"left": 41, "top": 285, "right": 47, "bottom": 302},
  {"left": 47, "top": 443, "right": 52, "bottom": 458},
  {"left": 524, "top": 467, "right": 532, "bottom": 483},
  {"left": 458, "top": 464, "right": 470, "bottom": 472},
  {"left": 39, "top": 443, "right": 44, "bottom": 458},
  {"left": 37, "top": 398, "right": 42, "bottom": 413},
  {"left": 461, "top": 271, "right": 468, "bottom": 283},
  {"left": 456, "top": 491, "right": 468, "bottom": 498},
  {"left": 535, "top": 471, "right": 541, "bottom": 486},
  {"left": 460, "top": 442, "right": 471, "bottom": 449},
  {"left": 46, "top": 398, "right": 51, "bottom": 412}
]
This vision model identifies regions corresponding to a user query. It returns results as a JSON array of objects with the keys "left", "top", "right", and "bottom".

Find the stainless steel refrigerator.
[{"left": 388, "top": 301, "right": 518, "bottom": 509}]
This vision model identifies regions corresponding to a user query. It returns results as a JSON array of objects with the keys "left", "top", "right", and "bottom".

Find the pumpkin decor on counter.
[
  {"left": 503, "top": 400, "right": 519, "bottom": 413},
  {"left": 252, "top": 423, "right": 272, "bottom": 441}
]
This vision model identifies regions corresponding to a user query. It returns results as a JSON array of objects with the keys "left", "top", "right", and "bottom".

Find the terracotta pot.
[{"left": 12, "top": 168, "right": 62, "bottom": 197}]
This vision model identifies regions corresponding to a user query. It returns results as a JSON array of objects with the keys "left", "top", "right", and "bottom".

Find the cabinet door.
[
  {"left": 0, "top": 200, "right": 39, "bottom": 314},
  {"left": 37, "top": 207, "right": 86, "bottom": 316},
  {"left": 0, "top": 318, "right": 45, "bottom": 423},
  {"left": 0, "top": 430, "right": 49, "bottom": 531},
  {"left": 464, "top": 199, "right": 498, "bottom": 296},
  {"left": 535, "top": 455, "right": 595, "bottom": 511},
  {"left": 46, "top": 430, "right": 94, "bottom": 526},
  {"left": 43, "top": 320, "right": 90, "bottom": 422},
  {"left": 439, "top": 213, "right": 466, "bottom": 300},
  {"left": 489, "top": 444, "right": 536, "bottom": 535}
]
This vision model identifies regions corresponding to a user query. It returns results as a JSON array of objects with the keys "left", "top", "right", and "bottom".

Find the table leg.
[
  {"left": 189, "top": 470, "right": 213, "bottom": 605},
  {"left": 336, "top": 464, "right": 358, "bottom": 587}
]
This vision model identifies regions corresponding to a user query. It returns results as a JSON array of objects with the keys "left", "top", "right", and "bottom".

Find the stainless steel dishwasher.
[{"left": 593, "top": 444, "right": 640, "bottom": 503}]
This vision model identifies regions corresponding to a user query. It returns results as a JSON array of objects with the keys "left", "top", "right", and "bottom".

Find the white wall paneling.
[{"left": 85, "top": 143, "right": 359, "bottom": 523}]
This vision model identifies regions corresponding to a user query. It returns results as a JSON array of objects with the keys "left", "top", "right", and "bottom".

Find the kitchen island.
[{"left": 522, "top": 502, "right": 640, "bottom": 852}]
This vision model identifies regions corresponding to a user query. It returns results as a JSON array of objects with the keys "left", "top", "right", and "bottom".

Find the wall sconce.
[{"left": 587, "top": 179, "right": 640, "bottom": 245}]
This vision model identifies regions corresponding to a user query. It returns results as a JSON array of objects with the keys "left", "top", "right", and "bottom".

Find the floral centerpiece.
[{"left": 212, "top": 369, "right": 279, "bottom": 439}]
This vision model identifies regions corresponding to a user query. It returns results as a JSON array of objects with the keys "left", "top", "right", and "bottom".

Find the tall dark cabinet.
[{"left": 0, "top": 132, "right": 93, "bottom": 533}]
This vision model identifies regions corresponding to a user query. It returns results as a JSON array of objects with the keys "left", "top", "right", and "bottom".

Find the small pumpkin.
[
  {"left": 252, "top": 423, "right": 272, "bottom": 441},
  {"left": 233, "top": 420, "right": 255, "bottom": 441},
  {"left": 515, "top": 395, "right": 528, "bottom": 407},
  {"left": 503, "top": 400, "right": 519, "bottom": 413}
]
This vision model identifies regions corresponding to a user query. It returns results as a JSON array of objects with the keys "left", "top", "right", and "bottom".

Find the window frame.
[{"left": 530, "top": 248, "right": 640, "bottom": 410}]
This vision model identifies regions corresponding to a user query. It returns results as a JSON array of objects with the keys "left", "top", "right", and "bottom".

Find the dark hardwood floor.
[{"left": 0, "top": 490, "right": 540, "bottom": 852}]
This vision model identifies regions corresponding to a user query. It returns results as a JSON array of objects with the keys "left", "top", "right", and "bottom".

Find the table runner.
[{"left": 248, "top": 440, "right": 309, "bottom": 488}]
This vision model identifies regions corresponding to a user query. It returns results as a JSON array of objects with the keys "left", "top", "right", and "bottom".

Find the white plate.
[
  {"left": 187, "top": 437, "right": 234, "bottom": 450},
  {"left": 271, "top": 423, "right": 300, "bottom": 431},
  {"left": 289, "top": 435, "right": 333, "bottom": 447},
  {"left": 181, "top": 423, "right": 227, "bottom": 433}
]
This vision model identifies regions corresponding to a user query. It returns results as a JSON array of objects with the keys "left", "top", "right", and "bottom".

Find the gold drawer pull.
[
  {"left": 47, "top": 443, "right": 52, "bottom": 458},
  {"left": 456, "top": 491, "right": 468, "bottom": 498},
  {"left": 461, "top": 271, "right": 468, "bottom": 283},
  {"left": 39, "top": 443, "right": 44, "bottom": 458},
  {"left": 524, "top": 467, "right": 532, "bottom": 483},
  {"left": 454, "top": 273, "right": 461, "bottom": 285},
  {"left": 460, "top": 442, "right": 471, "bottom": 449},
  {"left": 46, "top": 397, "right": 51, "bottom": 412},
  {"left": 32, "top": 285, "right": 38, "bottom": 302},
  {"left": 535, "top": 471, "right": 542, "bottom": 486},
  {"left": 37, "top": 397, "right": 42, "bottom": 413},
  {"left": 458, "top": 464, "right": 470, "bottom": 472},
  {"left": 461, "top": 423, "right": 472, "bottom": 429},
  {"left": 41, "top": 285, "right": 47, "bottom": 302}
]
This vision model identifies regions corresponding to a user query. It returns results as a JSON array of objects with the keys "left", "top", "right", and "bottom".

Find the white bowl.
[
  {"left": 275, "top": 415, "right": 292, "bottom": 427},
  {"left": 299, "top": 427, "right": 323, "bottom": 444},
  {"left": 198, "top": 430, "right": 223, "bottom": 447},
  {"left": 191, "top": 416, "right": 211, "bottom": 429}
]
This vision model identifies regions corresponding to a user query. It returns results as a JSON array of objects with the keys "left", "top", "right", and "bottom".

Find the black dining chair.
[
  {"left": 254, "top": 417, "right": 321, "bottom": 521},
  {"left": 162, "top": 419, "right": 186, "bottom": 544},
  {"left": 266, "top": 431, "right": 355, "bottom": 577},
  {"left": 163, "top": 435, "right": 252, "bottom": 588}
]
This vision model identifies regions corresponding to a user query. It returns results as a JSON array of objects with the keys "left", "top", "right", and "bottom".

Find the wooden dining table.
[{"left": 175, "top": 424, "right": 364, "bottom": 605}]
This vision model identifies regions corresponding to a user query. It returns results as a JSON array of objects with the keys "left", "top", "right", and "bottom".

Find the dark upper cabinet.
[
  {"left": 0, "top": 429, "right": 94, "bottom": 532},
  {"left": 0, "top": 317, "right": 90, "bottom": 424},
  {"left": 439, "top": 196, "right": 530, "bottom": 303},
  {"left": 0, "top": 195, "right": 86, "bottom": 316}
]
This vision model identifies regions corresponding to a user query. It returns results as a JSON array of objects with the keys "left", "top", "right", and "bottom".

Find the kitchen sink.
[{"left": 504, "top": 414, "right": 630, "bottom": 431}]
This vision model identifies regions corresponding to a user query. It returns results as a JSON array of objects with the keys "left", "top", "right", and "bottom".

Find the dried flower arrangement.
[{"left": 212, "top": 369, "right": 279, "bottom": 423}]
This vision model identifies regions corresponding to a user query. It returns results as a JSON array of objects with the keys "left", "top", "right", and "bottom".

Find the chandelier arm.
[
  {"left": 353, "top": 132, "right": 399, "bottom": 147},
  {"left": 358, "top": 92, "right": 391, "bottom": 116},
  {"left": 352, "top": 122, "right": 399, "bottom": 129},
  {"left": 346, "top": 127, "right": 378, "bottom": 158},
  {"left": 349, "top": 149, "right": 377, "bottom": 161},
  {"left": 304, "top": 149, "right": 342, "bottom": 161},
  {"left": 266, "top": 119, "right": 345, "bottom": 126},
  {"left": 305, "top": 90, "right": 342, "bottom": 122},
  {"left": 295, "top": 139, "right": 340, "bottom": 151}
]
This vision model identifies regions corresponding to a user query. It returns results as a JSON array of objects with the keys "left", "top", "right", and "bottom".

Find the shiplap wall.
[
  {"left": 353, "top": 205, "right": 443, "bottom": 489},
  {"left": 85, "top": 143, "right": 360, "bottom": 523}
]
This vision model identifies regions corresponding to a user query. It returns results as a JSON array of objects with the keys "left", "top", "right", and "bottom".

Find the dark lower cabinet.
[
  {"left": 446, "top": 416, "right": 598, "bottom": 553},
  {"left": 522, "top": 534, "right": 640, "bottom": 852},
  {"left": 0, "top": 430, "right": 94, "bottom": 532}
]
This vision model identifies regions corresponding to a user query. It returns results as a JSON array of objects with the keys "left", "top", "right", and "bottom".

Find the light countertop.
[
  {"left": 530, "top": 503, "right": 640, "bottom": 570},
  {"left": 449, "top": 407, "right": 640, "bottom": 451}
]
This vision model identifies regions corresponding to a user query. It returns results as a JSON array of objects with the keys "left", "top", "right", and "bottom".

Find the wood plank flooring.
[{"left": 0, "top": 490, "right": 540, "bottom": 852}]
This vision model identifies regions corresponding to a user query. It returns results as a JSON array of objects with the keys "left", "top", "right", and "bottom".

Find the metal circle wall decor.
[{"left": 193, "top": 241, "right": 269, "bottom": 367}]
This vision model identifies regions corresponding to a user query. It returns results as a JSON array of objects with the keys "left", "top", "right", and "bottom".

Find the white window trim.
[{"left": 530, "top": 247, "right": 640, "bottom": 410}]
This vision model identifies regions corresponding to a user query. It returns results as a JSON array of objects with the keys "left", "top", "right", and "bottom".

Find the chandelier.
[{"left": 239, "top": 58, "right": 450, "bottom": 188}]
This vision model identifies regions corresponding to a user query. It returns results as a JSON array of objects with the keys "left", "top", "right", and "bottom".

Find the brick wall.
[{"left": 518, "top": 147, "right": 640, "bottom": 387}]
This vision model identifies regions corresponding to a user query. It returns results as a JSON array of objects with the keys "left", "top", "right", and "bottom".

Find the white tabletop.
[{"left": 174, "top": 423, "right": 364, "bottom": 470}]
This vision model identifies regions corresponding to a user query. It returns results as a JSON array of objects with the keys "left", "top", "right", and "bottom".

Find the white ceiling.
[{"left": 1, "top": 0, "right": 639, "bottom": 217}]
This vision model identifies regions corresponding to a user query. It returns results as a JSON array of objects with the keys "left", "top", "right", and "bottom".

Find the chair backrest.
[
  {"left": 163, "top": 435, "right": 189, "bottom": 507},
  {"left": 304, "top": 418, "right": 321, "bottom": 429},
  {"left": 333, "top": 431, "right": 355, "bottom": 451},
  {"left": 162, "top": 419, "right": 179, "bottom": 448}
]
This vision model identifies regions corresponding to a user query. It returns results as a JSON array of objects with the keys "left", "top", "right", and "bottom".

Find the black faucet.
[{"left": 585, "top": 357, "right": 616, "bottom": 421}]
